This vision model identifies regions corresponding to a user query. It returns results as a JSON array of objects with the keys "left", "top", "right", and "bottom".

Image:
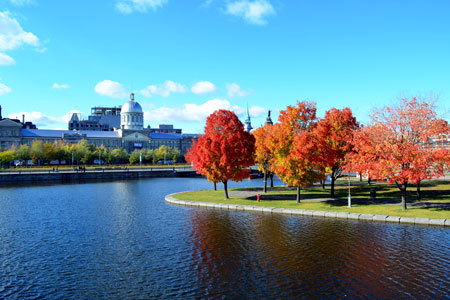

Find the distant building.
[
  {"left": 150, "top": 124, "right": 182, "bottom": 134},
  {"left": 0, "top": 94, "right": 198, "bottom": 154},
  {"left": 68, "top": 105, "right": 121, "bottom": 131},
  {"left": 89, "top": 105, "right": 121, "bottom": 129}
]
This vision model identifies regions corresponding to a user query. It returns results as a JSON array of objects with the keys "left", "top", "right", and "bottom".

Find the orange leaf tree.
[
  {"left": 253, "top": 123, "right": 276, "bottom": 193},
  {"left": 349, "top": 97, "right": 447, "bottom": 210},
  {"left": 185, "top": 109, "right": 255, "bottom": 199},
  {"left": 313, "top": 108, "right": 359, "bottom": 198},
  {"left": 271, "top": 101, "right": 326, "bottom": 203}
]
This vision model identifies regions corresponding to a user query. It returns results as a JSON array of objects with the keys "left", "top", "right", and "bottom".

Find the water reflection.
[
  {"left": 0, "top": 177, "right": 449, "bottom": 299},
  {"left": 188, "top": 208, "right": 450, "bottom": 299}
]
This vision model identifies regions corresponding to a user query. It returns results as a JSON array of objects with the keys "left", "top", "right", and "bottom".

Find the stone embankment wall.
[
  {"left": 165, "top": 194, "right": 450, "bottom": 227},
  {"left": 0, "top": 169, "right": 200, "bottom": 184}
]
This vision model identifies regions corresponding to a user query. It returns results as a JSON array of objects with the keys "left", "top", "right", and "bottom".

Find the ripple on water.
[{"left": 0, "top": 177, "right": 450, "bottom": 299}]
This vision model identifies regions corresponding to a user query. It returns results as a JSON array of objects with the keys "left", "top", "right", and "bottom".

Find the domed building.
[
  {"left": 121, "top": 93, "right": 144, "bottom": 130},
  {"left": 117, "top": 93, "right": 151, "bottom": 152},
  {"left": 0, "top": 96, "right": 199, "bottom": 156}
]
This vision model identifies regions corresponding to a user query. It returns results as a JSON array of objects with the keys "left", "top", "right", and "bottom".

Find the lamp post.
[
  {"left": 348, "top": 174, "right": 352, "bottom": 208},
  {"left": 139, "top": 151, "right": 142, "bottom": 168},
  {"left": 71, "top": 151, "right": 74, "bottom": 166}
]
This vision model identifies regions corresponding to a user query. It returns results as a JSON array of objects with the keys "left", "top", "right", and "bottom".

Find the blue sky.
[{"left": 1, "top": 0, "right": 449, "bottom": 132}]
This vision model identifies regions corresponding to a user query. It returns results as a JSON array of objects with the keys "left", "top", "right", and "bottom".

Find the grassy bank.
[{"left": 173, "top": 180, "right": 450, "bottom": 219}]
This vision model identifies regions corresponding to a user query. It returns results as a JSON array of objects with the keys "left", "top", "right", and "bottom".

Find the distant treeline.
[{"left": 0, "top": 139, "right": 182, "bottom": 166}]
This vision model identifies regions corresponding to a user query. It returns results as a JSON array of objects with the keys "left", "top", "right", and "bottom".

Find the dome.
[
  {"left": 120, "top": 93, "right": 144, "bottom": 130},
  {"left": 121, "top": 97, "right": 143, "bottom": 114}
]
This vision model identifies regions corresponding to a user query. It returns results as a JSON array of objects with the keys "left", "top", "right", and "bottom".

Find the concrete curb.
[{"left": 165, "top": 194, "right": 449, "bottom": 227}]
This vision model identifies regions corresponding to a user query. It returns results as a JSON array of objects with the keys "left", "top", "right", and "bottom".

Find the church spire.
[
  {"left": 265, "top": 110, "right": 273, "bottom": 125},
  {"left": 244, "top": 103, "right": 253, "bottom": 132}
]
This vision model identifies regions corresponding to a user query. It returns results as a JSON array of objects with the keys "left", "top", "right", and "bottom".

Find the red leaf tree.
[
  {"left": 271, "top": 101, "right": 326, "bottom": 203},
  {"left": 348, "top": 97, "right": 447, "bottom": 210},
  {"left": 185, "top": 109, "right": 255, "bottom": 199},
  {"left": 253, "top": 123, "right": 276, "bottom": 193},
  {"left": 313, "top": 108, "right": 359, "bottom": 198}
]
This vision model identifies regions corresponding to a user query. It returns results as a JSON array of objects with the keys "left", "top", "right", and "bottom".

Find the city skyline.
[{"left": 1, "top": 0, "right": 450, "bottom": 132}]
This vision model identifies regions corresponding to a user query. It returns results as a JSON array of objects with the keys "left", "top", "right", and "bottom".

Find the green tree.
[
  {"left": 30, "top": 140, "right": 45, "bottom": 165},
  {"left": 129, "top": 149, "right": 141, "bottom": 164},
  {"left": 16, "top": 144, "right": 31, "bottom": 163},
  {"left": 142, "top": 148, "right": 154, "bottom": 163},
  {"left": 74, "top": 140, "right": 93, "bottom": 164},
  {"left": 111, "top": 148, "right": 129, "bottom": 164},
  {"left": 43, "top": 142, "right": 58, "bottom": 162},
  {"left": 0, "top": 150, "right": 15, "bottom": 166}
]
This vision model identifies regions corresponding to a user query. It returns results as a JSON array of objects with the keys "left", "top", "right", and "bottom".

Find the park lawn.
[{"left": 173, "top": 180, "right": 450, "bottom": 219}]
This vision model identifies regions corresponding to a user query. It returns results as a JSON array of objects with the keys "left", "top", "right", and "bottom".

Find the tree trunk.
[
  {"left": 321, "top": 180, "right": 325, "bottom": 189},
  {"left": 368, "top": 177, "right": 371, "bottom": 185},
  {"left": 359, "top": 173, "right": 362, "bottom": 182},
  {"left": 269, "top": 173, "right": 274, "bottom": 188},
  {"left": 223, "top": 181, "right": 229, "bottom": 199},
  {"left": 296, "top": 186, "right": 301, "bottom": 203},
  {"left": 416, "top": 181, "right": 421, "bottom": 201},
  {"left": 401, "top": 183, "right": 407, "bottom": 210},
  {"left": 213, "top": 182, "right": 217, "bottom": 191},
  {"left": 330, "top": 174, "right": 336, "bottom": 198},
  {"left": 263, "top": 169, "right": 268, "bottom": 193}
]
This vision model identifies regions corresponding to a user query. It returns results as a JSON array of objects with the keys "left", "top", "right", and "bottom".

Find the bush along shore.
[{"left": 167, "top": 179, "right": 450, "bottom": 226}]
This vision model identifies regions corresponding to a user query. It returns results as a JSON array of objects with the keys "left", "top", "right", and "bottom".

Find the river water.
[{"left": 0, "top": 177, "right": 449, "bottom": 299}]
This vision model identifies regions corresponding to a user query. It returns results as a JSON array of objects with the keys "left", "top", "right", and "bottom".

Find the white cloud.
[
  {"left": 116, "top": 0, "right": 168, "bottom": 14},
  {"left": 143, "top": 98, "right": 266, "bottom": 124},
  {"left": 226, "top": 83, "right": 249, "bottom": 97},
  {"left": 8, "top": 111, "right": 63, "bottom": 125},
  {"left": 9, "top": 0, "right": 35, "bottom": 6},
  {"left": 94, "top": 80, "right": 127, "bottom": 99},
  {"left": 52, "top": 83, "right": 70, "bottom": 89},
  {"left": 0, "top": 82, "right": 11, "bottom": 95},
  {"left": 7, "top": 109, "right": 82, "bottom": 127},
  {"left": 234, "top": 105, "right": 266, "bottom": 117},
  {"left": 226, "top": 0, "right": 275, "bottom": 25},
  {"left": 0, "top": 52, "right": 15, "bottom": 65},
  {"left": 0, "top": 11, "right": 40, "bottom": 51},
  {"left": 140, "top": 80, "right": 187, "bottom": 98},
  {"left": 191, "top": 81, "right": 218, "bottom": 94}
]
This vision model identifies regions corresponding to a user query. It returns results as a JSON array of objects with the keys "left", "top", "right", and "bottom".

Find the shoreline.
[
  {"left": 0, "top": 168, "right": 201, "bottom": 185},
  {"left": 165, "top": 193, "right": 450, "bottom": 227}
]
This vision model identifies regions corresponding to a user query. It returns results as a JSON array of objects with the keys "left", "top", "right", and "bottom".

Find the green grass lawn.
[{"left": 173, "top": 180, "right": 450, "bottom": 219}]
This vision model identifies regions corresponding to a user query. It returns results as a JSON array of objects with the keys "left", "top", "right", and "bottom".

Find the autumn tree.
[
  {"left": 271, "top": 101, "right": 326, "bottom": 203},
  {"left": 253, "top": 123, "right": 276, "bottom": 193},
  {"left": 30, "top": 140, "right": 44, "bottom": 165},
  {"left": 111, "top": 148, "right": 129, "bottom": 164},
  {"left": 349, "top": 97, "right": 447, "bottom": 210},
  {"left": 0, "top": 150, "right": 15, "bottom": 166},
  {"left": 43, "top": 142, "right": 58, "bottom": 163},
  {"left": 186, "top": 135, "right": 219, "bottom": 190},
  {"left": 129, "top": 149, "right": 142, "bottom": 164},
  {"left": 185, "top": 109, "right": 255, "bottom": 199},
  {"left": 16, "top": 144, "right": 31, "bottom": 163},
  {"left": 314, "top": 108, "right": 359, "bottom": 197}
]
